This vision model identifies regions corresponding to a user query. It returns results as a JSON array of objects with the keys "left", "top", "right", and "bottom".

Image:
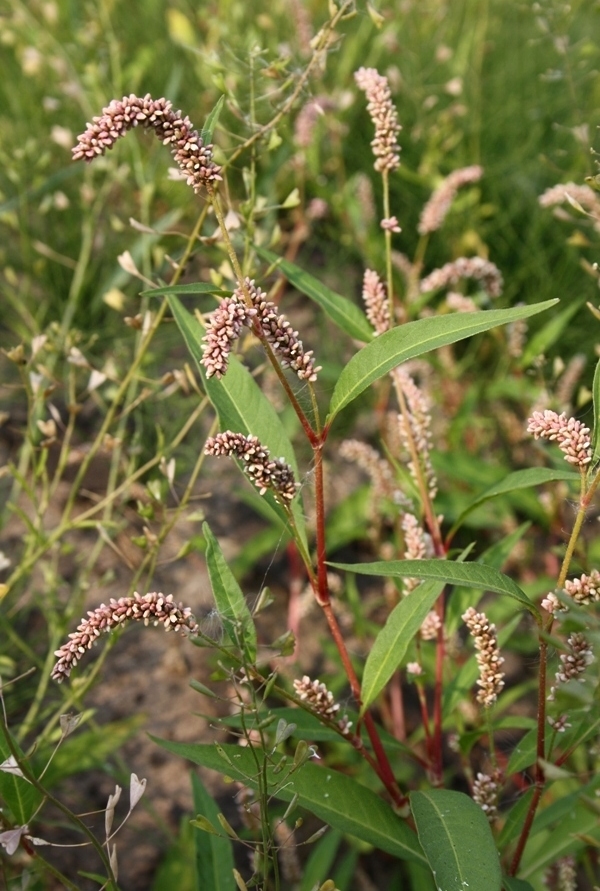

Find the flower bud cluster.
[
  {"left": 293, "top": 675, "right": 351, "bottom": 735},
  {"left": 72, "top": 93, "right": 222, "bottom": 190},
  {"left": 548, "top": 632, "right": 593, "bottom": 701},
  {"left": 563, "top": 570, "right": 600, "bottom": 606},
  {"left": 201, "top": 279, "right": 320, "bottom": 383},
  {"left": 462, "top": 607, "right": 505, "bottom": 707},
  {"left": 362, "top": 269, "right": 390, "bottom": 335},
  {"left": 472, "top": 770, "right": 502, "bottom": 822},
  {"left": 393, "top": 368, "right": 437, "bottom": 499},
  {"left": 539, "top": 182, "right": 600, "bottom": 219},
  {"left": 202, "top": 299, "right": 256, "bottom": 379},
  {"left": 354, "top": 67, "right": 401, "bottom": 174},
  {"left": 204, "top": 432, "right": 299, "bottom": 503},
  {"left": 339, "top": 439, "right": 408, "bottom": 510},
  {"left": 242, "top": 279, "right": 321, "bottom": 382},
  {"left": 527, "top": 409, "right": 592, "bottom": 469},
  {"left": 402, "top": 512, "right": 430, "bottom": 594},
  {"left": 52, "top": 592, "right": 199, "bottom": 682}
]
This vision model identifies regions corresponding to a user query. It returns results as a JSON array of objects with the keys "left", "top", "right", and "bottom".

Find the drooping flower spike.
[
  {"left": 72, "top": 93, "right": 222, "bottom": 191},
  {"left": 52, "top": 592, "right": 199, "bottom": 682}
]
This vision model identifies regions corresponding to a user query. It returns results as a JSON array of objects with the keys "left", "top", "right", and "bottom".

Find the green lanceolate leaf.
[
  {"left": 448, "top": 467, "right": 579, "bottom": 538},
  {"left": 191, "top": 773, "right": 235, "bottom": 891},
  {"left": 203, "top": 522, "right": 257, "bottom": 661},
  {"left": 326, "top": 299, "right": 558, "bottom": 422},
  {"left": 360, "top": 580, "right": 444, "bottom": 712},
  {"left": 411, "top": 790, "right": 502, "bottom": 891},
  {"left": 153, "top": 739, "right": 426, "bottom": 865},
  {"left": 330, "top": 559, "right": 540, "bottom": 618},
  {"left": 256, "top": 246, "right": 374, "bottom": 343},
  {"left": 592, "top": 354, "right": 600, "bottom": 463},
  {"left": 168, "top": 294, "right": 307, "bottom": 548}
]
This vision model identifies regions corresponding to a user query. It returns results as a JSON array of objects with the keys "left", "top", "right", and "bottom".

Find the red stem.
[
  {"left": 430, "top": 590, "right": 446, "bottom": 785},
  {"left": 509, "top": 636, "right": 547, "bottom": 875}
]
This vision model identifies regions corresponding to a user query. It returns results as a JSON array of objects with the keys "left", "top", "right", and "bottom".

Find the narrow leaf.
[
  {"left": 330, "top": 559, "right": 540, "bottom": 618},
  {"left": 502, "top": 878, "right": 535, "bottom": 891},
  {"left": 142, "top": 282, "right": 230, "bottom": 297},
  {"left": 520, "top": 298, "right": 583, "bottom": 368},
  {"left": 361, "top": 580, "right": 444, "bottom": 711},
  {"left": 192, "top": 773, "right": 235, "bottom": 891},
  {"left": 256, "top": 246, "right": 374, "bottom": 342},
  {"left": 152, "top": 739, "right": 426, "bottom": 865},
  {"left": 221, "top": 707, "right": 413, "bottom": 756},
  {"left": 448, "top": 468, "right": 579, "bottom": 538},
  {"left": 168, "top": 294, "right": 307, "bottom": 547},
  {"left": 497, "top": 788, "right": 536, "bottom": 849},
  {"left": 327, "top": 300, "right": 558, "bottom": 421},
  {"left": 203, "top": 522, "right": 257, "bottom": 661},
  {"left": 0, "top": 734, "right": 43, "bottom": 824},
  {"left": 300, "top": 829, "right": 343, "bottom": 891},
  {"left": 592, "top": 354, "right": 600, "bottom": 463},
  {"left": 411, "top": 790, "right": 502, "bottom": 891},
  {"left": 520, "top": 797, "right": 600, "bottom": 876},
  {"left": 201, "top": 94, "right": 226, "bottom": 144}
]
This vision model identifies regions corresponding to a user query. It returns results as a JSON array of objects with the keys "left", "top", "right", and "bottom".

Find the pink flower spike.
[{"left": 354, "top": 67, "right": 401, "bottom": 174}]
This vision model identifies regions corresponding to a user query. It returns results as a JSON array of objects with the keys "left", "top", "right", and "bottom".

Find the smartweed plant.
[{"left": 2, "top": 3, "right": 600, "bottom": 890}]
